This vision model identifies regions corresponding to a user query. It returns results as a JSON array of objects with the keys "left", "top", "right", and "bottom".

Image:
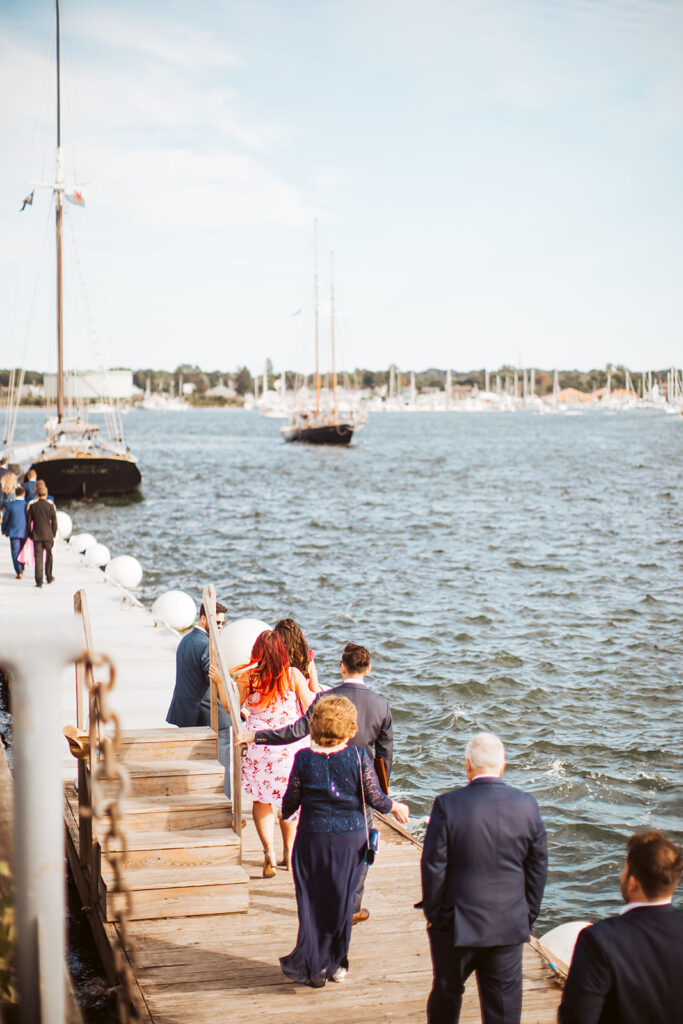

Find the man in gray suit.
[{"left": 166, "top": 601, "right": 231, "bottom": 794}]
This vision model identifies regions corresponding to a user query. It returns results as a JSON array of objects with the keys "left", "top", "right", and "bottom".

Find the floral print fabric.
[{"left": 241, "top": 687, "right": 308, "bottom": 808}]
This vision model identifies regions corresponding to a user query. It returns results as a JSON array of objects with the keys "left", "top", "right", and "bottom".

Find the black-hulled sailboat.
[
  {"left": 2, "top": 0, "right": 141, "bottom": 498},
  {"left": 281, "top": 228, "right": 360, "bottom": 446}
]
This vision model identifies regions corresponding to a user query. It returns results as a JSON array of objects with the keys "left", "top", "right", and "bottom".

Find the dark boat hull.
[
  {"left": 281, "top": 423, "right": 354, "bottom": 445},
  {"left": 29, "top": 455, "right": 142, "bottom": 498}
]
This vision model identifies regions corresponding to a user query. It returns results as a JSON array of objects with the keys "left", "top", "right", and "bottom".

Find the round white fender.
[
  {"left": 84, "top": 543, "right": 111, "bottom": 568},
  {"left": 152, "top": 591, "right": 197, "bottom": 631},
  {"left": 220, "top": 618, "right": 272, "bottom": 676},
  {"left": 105, "top": 555, "right": 143, "bottom": 588},
  {"left": 540, "top": 920, "right": 592, "bottom": 967},
  {"left": 56, "top": 511, "right": 72, "bottom": 539},
  {"left": 70, "top": 532, "right": 96, "bottom": 553}
]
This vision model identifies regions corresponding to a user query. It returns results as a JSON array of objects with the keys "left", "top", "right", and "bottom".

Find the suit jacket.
[
  {"left": 26, "top": 497, "right": 57, "bottom": 541},
  {"left": 420, "top": 777, "right": 547, "bottom": 947},
  {"left": 254, "top": 680, "right": 394, "bottom": 777},
  {"left": 166, "top": 627, "right": 214, "bottom": 727},
  {"left": 559, "top": 904, "right": 683, "bottom": 1024},
  {"left": 1, "top": 499, "right": 27, "bottom": 538}
]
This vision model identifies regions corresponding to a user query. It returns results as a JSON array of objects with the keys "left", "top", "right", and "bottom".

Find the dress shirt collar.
[
  {"left": 340, "top": 676, "right": 365, "bottom": 685},
  {"left": 470, "top": 773, "right": 503, "bottom": 782},
  {"left": 620, "top": 898, "right": 672, "bottom": 915},
  {"left": 195, "top": 625, "right": 207, "bottom": 635}
]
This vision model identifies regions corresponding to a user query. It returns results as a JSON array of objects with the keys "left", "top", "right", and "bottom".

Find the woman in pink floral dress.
[{"left": 237, "top": 631, "right": 315, "bottom": 877}]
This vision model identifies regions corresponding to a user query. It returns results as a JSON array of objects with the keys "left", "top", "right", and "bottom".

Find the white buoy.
[
  {"left": 220, "top": 618, "right": 272, "bottom": 676},
  {"left": 152, "top": 591, "right": 197, "bottom": 631},
  {"left": 540, "top": 921, "right": 591, "bottom": 968},
  {"left": 56, "top": 510, "right": 72, "bottom": 539},
  {"left": 70, "top": 532, "right": 96, "bottom": 553},
  {"left": 84, "top": 543, "right": 111, "bottom": 568},
  {"left": 105, "top": 555, "right": 143, "bottom": 589}
]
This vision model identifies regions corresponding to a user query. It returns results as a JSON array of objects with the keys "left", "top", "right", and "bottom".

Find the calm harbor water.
[{"left": 11, "top": 407, "right": 683, "bottom": 932}]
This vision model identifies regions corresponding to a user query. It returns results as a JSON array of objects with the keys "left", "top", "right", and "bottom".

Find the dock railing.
[
  {"left": 202, "top": 583, "right": 244, "bottom": 840},
  {"left": 70, "top": 588, "right": 143, "bottom": 1023}
]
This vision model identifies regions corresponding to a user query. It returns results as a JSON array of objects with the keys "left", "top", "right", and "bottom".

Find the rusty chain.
[{"left": 79, "top": 651, "right": 144, "bottom": 1024}]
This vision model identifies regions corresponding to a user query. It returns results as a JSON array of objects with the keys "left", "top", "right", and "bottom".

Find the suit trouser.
[
  {"left": 198, "top": 698, "right": 232, "bottom": 799},
  {"left": 427, "top": 927, "right": 523, "bottom": 1024},
  {"left": 9, "top": 537, "right": 25, "bottom": 575},
  {"left": 33, "top": 540, "right": 54, "bottom": 585},
  {"left": 353, "top": 807, "right": 374, "bottom": 912}
]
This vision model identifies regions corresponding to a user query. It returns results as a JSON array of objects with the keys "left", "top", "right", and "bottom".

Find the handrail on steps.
[{"left": 202, "top": 583, "right": 244, "bottom": 840}]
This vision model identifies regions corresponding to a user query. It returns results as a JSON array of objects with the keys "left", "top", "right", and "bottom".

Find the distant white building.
[
  {"left": 43, "top": 369, "right": 134, "bottom": 401},
  {"left": 206, "top": 379, "right": 237, "bottom": 400}
]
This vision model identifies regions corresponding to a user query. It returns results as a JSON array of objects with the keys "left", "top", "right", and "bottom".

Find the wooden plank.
[{"left": 105, "top": 866, "right": 249, "bottom": 922}]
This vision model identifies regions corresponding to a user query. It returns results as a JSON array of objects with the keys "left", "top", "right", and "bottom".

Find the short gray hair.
[{"left": 465, "top": 732, "right": 505, "bottom": 774}]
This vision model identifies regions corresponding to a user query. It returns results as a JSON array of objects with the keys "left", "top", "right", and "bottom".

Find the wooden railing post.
[{"left": 202, "top": 585, "right": 243, "bottom": 841}]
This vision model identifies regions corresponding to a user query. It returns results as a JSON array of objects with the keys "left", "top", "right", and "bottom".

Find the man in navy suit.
[
  {"left": 1, "top": 485, "right": 28, "bottom": 577},
  {"left": 420, "top": 732, "right": 547, "bottom": 1024},
  {"left": 559, "top": 829, "right": 683, "bottom": 1024},
  {"left": 166, "top": 601, "right": 231, "bottom": 794}
]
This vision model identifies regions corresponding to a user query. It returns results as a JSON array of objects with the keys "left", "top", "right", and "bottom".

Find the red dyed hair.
[{"left": 246, "top": 630, "right": 293, "bottom": 710}]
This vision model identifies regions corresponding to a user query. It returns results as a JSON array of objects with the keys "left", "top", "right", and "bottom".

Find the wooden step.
[
  {"left": 95, "top": 793, "right": 234, "bottom": 835},
  {"left": 99, "top": 828, "right": 241, "bottom": 875},
  {"left": 118, "top": 727, "right": 217, "bottom": 763},
  {"left": 101, "top": 760, "right": 225, "bottom": 799},
  {"left": 103, "top": 863, "right": 249, "bottom": 921}
]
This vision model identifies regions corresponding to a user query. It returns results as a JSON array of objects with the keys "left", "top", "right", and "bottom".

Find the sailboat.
[
  {"left": 2, "top": 0, "right": 141, "bottom": 498},
  {"left": 281, "top": 229, "right": 359, "bottom": 445}
]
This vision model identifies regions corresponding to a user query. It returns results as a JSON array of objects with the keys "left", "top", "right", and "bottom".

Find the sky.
[{"left": 1, "top": 0, "right": 682, "bottom": 377}]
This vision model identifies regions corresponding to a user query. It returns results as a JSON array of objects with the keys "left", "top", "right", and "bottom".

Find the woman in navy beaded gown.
[{"left": 280, "top": 695, "right": 410, "bottom": 987}]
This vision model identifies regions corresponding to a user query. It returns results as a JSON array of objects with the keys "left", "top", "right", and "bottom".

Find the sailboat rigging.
[
  {"left": 2, "top": 0, "right": 141, "bottom": 498},
  {"left": 280, "top": 224, "right": 360, "bottom": 446}
]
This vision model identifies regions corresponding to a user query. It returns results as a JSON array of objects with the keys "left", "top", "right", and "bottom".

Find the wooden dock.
[{"left": 0, "top": 534, "right": 563, "bottom": 1023}]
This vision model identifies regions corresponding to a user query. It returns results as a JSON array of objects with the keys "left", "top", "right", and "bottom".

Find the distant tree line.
[{"left": 0, "top": 363, "right": 671, "bottom": 404}]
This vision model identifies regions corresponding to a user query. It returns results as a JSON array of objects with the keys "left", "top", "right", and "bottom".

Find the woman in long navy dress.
[{"left": 280, "top": 695, "right": 410, "bottom": 987}]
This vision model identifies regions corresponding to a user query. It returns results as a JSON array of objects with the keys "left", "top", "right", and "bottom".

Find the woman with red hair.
[{"left": 237, "top": 630, "right": 315, "bottom": 876}]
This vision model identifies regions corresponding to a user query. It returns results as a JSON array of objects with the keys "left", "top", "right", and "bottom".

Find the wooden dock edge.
[{"left": 64, "top": 792, "right": 154, "bottom": 1023}]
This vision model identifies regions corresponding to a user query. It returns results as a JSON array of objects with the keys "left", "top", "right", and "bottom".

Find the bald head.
[{"left": 465, "top": 732, "right": 505, "bottom": 780}]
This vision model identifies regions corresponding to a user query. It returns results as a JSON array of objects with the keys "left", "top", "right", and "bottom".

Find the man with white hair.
[{"left": 420, "top": 732, "right": 547, "bottom": 1024}]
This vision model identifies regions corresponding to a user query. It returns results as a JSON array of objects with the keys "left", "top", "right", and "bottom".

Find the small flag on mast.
[
  {"left": 20, "top": 191, "right": 34, "bottom": 211},
  {"left": 66, "top": 190, "right": 85, "bottom": 206}
]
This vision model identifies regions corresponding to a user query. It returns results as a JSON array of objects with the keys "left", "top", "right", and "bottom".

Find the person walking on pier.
[
  {"left": 280, "top": 695, "right": 409, "bottom": 987},
  {"left": 23, "top": 468, "right": 37, "bottom": 504},
  {"left": 26, "top": 480, "right": 57, "bottom": 588},
  {"left": 419, "top": 731, "right": 547, "bottom": 1024},
  {"left": 237, "top": 630, "right": 316, "bottom": 876},
  {"left": 559, "top": 829, "right": 683, "bottom": 1024},
  {"left": 1, "top": 485, "right": 28, "bottom": 578},
  {"left": 235, "top": 642, "right": 393, "bottom": 923},
  {"left": 166, "top": 601, "right": 232, "bottom": 795}
]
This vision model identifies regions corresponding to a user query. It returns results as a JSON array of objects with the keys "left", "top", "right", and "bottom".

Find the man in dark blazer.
[
  {"left": 166, "top": 601, "right": 231, "bottom": 794},
  {"left": 420, "top": 731, "right": 547, "bottom": 1024},
  {"left": 26, "top": 480, "right": 57, "bottom": 587},
  {"left": 559, "top": 829, "right": 683, "bottom": 1024},
  {"left": 236, "top": 641, "right": 393, "bottom": 922}
]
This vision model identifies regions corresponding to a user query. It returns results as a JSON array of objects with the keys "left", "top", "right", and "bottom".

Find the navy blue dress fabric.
[{"left": 280, "top": 745, "right": 392, "bottom": 987}]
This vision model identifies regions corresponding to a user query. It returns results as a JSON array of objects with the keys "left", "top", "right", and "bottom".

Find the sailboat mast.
[
  {"left": 314, "top": 220, "right": 320, "bottom": 417},
  {"left": 55, "top": 0, "right": 64, "bottom": 423},
  {"left": 330, "top": 251, "right": 338, "bottom": 424}
]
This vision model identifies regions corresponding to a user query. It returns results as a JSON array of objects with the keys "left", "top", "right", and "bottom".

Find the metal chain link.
[{"left": 80, "top": 651, "right": 144, "bottom": 1024}]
